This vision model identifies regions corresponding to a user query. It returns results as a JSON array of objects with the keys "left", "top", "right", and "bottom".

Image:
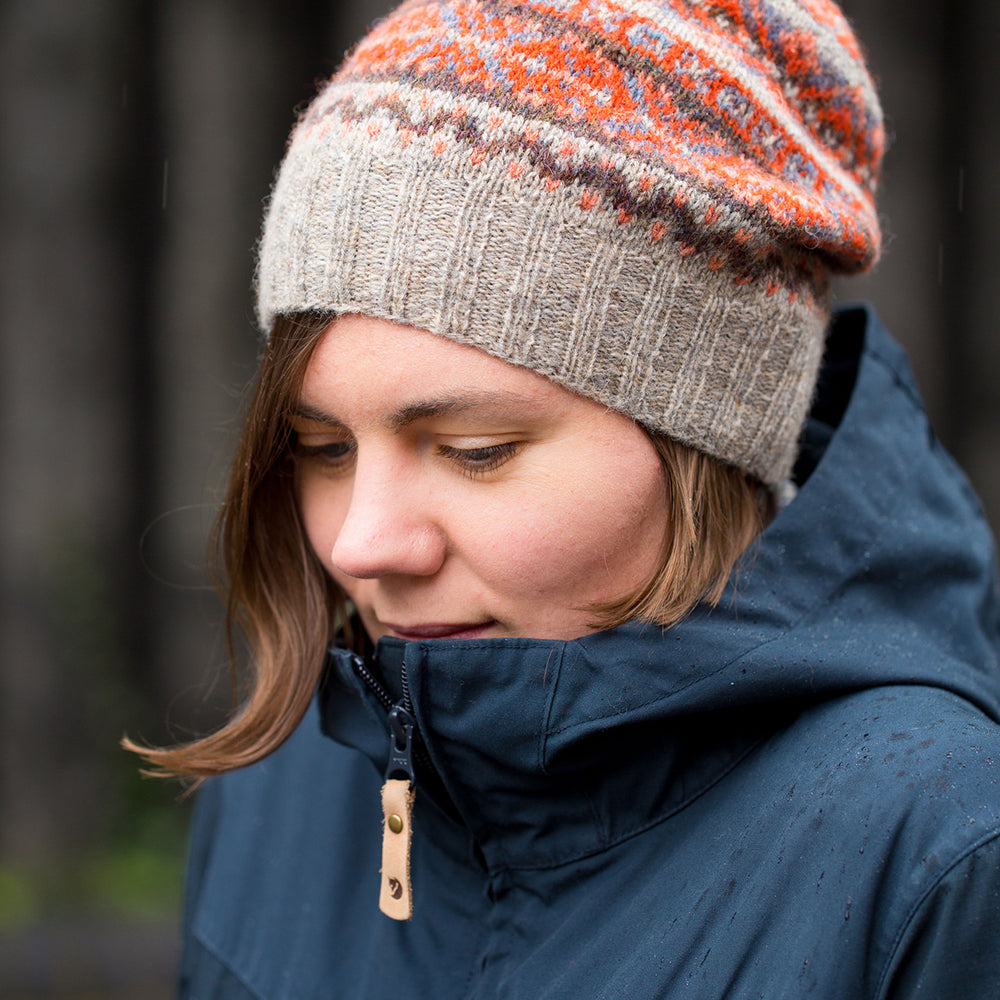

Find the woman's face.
[{"left": 293, "top": 315, "right": 669, "bottom": 643}]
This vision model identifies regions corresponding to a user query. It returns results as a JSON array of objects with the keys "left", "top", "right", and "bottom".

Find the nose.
[{"left": 330, "top": 460, "right": 447, "bottom": 580}]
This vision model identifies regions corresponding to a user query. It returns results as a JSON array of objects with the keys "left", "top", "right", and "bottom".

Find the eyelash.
[
  {"left": 292, "top": 437, "right": 355, "bottom": 469},
  {"left": 292, "top": 436, "right": 519, "bottom": 477},
  {"left": 438, "top": 441, "right": 519, "bottom": 477}
]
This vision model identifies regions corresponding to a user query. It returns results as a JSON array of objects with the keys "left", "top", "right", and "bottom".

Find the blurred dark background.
[{"left": 1, "top": 0, "right": 997, "bottom": 996}]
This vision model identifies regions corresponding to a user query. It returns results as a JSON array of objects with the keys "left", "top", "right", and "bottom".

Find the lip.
[{"left": 384, "top": 622, "right": 495, "bottom": 641}]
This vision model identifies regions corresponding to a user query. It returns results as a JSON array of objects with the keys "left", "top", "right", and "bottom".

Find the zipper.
[
  {"left": 386, "top": 704, "right": 416, "bottom": 783},
  {"left": 348, "top": 649, "right": 420, "bottom": 920},
  {"left": 349, "top": 650, "right": 431, "bottom": 774},
  {"left": 349, "top": 650, "right": 395, "bottom": 714}
]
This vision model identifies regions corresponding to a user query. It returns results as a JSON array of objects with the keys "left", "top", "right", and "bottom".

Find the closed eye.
[
  {"left": 292, "top": 435, "right": 356, "bottom": 470},
  {"left": 437, "top": 441, "right": 520, "bottom": 477}
]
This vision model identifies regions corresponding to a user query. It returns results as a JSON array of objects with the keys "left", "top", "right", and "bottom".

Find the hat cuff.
[{"left": 258, "top": 120, "right": 827, "bottom": 487}]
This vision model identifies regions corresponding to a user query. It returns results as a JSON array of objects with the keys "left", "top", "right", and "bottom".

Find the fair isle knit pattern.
[{"left": 257, "top": 0, "right": 883, "bottom": 486}]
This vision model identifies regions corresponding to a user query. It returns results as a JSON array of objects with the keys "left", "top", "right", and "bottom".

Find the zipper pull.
[
  {"left": 380, "top": 704, "right": 416, "bottom": 921},
  {"left": 386, "top": 705, "right": 416, "bottom": 783}
]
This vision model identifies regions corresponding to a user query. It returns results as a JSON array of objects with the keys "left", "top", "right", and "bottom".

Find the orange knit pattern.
[{"left": 298, "top": 0, "right": 883, "bottom": 290}]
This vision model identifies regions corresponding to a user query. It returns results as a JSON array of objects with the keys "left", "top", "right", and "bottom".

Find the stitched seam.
[
  {"left": 415, "top": 639, "right": 561, "bottom": 652},
  {"left": 543, "top": 587, "right": 862, "bottom": 738},
  {"left": 872, "top": 826, "right": 1000, "bottom": 1000},
  {"left": 190, "top": 928, "right": 268, "bottom": 1000},
  {"left": 538, "top": 644, "right": 567, "bottom": 777},
  {"left": 866, "top": 345, "right": 926, "bottom": 416},
  {"left": 489, "top": 732, "right": 767, "bottom": 875}
]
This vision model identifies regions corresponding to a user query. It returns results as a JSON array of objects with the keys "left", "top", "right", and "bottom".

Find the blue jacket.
[{"left": 180, "top": 307, "right": 1000, "bottom": 999}]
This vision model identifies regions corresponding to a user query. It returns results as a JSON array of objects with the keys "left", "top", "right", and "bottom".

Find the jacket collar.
[
  {"left": 320, "top": 306, "right": 1000, "bottom": 872},
  {"left": 323, "top": 631, "right": 787, "bottom": 872}
]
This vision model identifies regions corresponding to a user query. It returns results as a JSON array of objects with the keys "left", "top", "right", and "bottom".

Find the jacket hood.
[{"left": 321, "top": 305, "right": 1000, "bottom": 872}]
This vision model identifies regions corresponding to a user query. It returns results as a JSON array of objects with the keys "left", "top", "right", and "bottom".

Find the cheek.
[
  {"left": 473, "top": 447, "right": 667, "bottom": 602},
  {"left": 296, "top": 475, "right": 345, "bottom": 569}
]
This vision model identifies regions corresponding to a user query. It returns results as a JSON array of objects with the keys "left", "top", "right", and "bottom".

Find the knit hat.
[{"left": 257, "top": 0, "right": 883, "bottom": 487}]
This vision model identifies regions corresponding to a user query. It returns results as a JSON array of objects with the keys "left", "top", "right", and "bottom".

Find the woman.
[{"left": 132, "top": 0, "right": 1000, "bottom": 996}]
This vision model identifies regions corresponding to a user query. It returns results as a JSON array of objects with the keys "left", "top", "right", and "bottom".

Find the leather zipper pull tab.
[
  {"left": 380, "top": 704, "right": 416, "bottom": 920},
  {"left": 380, "top": 777, "right": 415, "bottom": 920}
]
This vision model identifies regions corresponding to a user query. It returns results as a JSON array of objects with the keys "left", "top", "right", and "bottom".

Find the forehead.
[{"left": 298, "top": 314, "right": 581, "bottom": 424}]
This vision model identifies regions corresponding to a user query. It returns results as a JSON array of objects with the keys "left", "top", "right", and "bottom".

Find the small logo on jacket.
[{"left": 388, "top": 877, "right": 403, "bottom": 899}]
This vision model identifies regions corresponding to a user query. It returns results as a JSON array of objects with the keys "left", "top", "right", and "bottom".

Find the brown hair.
[{"left": 125, "top": 312, "right": 767, "bottom": 781}]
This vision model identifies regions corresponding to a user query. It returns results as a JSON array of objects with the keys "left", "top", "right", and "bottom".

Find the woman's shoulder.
[
  {"left": 772, "top": 683, "right": 1000, "bottom": 858},
  {"left": 769, "top": 683, "right": 1000, "bottom": 997}
]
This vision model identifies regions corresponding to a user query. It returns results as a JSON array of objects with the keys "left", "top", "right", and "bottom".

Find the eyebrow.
[{"left": 292, "top": 390, "right": 547, "bottom": 432}]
